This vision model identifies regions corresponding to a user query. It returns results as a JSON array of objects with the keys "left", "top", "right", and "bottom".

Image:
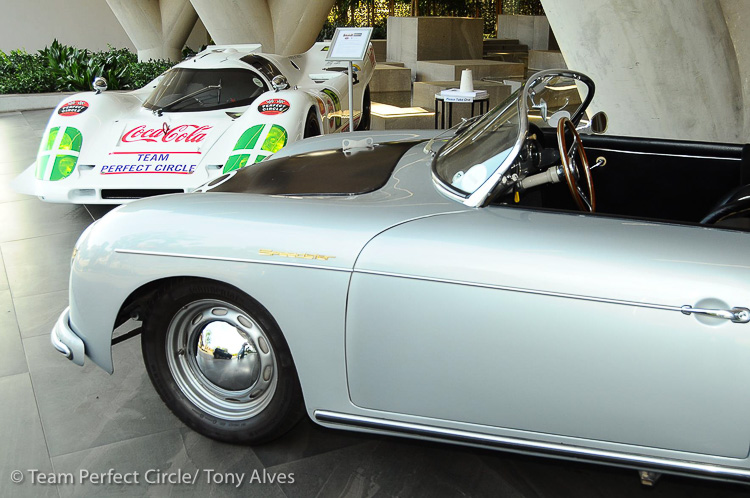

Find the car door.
[{"left": 345, "top": 206, "right": 750, "bottom": 458}]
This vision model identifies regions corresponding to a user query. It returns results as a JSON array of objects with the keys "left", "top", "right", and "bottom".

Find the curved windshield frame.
[
  {"left": 143, "top": 68, "right": 269, "bottom": 113},
  {"left": 432, "top": 70, "right": 595, "bottom": 207}
]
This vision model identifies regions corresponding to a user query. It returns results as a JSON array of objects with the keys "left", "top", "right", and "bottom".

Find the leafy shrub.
[
  {"left": 0, "top": 40, "right": 176, "bottom": 94},
  {"left": 127, "top": 59, "right": 174, "bottom": 88},
  {"left": 0, "top": 50, "right": 56, "bottom": 93}
]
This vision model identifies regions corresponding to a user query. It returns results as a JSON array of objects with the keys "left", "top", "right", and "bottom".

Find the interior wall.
[{"left": 0, "top": 0, "right": 135, "bottom": 53}]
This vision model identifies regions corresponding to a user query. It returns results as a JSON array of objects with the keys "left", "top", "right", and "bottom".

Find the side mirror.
[
  {"left": 271, "top": 75, "right": 289, "bottom": 92},
  {"left": 591, "top": 111, "right": 608, "bottom": 134},
  {"left": 92, "top": 77, "right": 108, "bottom": 94}
]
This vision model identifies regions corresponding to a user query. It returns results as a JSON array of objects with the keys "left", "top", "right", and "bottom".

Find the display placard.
[{"left": 326, "top": 27, "right": 373, "bottom": 61}]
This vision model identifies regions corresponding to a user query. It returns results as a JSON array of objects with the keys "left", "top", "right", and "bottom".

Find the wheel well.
[
  {"left": 116, "top": 276, "right": 266, "bottom": 331},
  {"left": 310, "top": 106, "right": 322, "bottom": 131}
]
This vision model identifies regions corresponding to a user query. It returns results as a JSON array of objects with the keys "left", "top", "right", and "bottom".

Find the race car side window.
[{"left": 143, "top": 68, "right": 269, "bottom": 113}]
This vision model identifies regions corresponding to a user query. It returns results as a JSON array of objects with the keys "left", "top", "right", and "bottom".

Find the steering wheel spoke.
[{"left": 557, "top": 117, "right": 596, "bottom": 212}]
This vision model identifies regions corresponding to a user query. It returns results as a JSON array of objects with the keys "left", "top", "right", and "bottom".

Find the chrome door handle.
[{"left": 681, "top": 306, "right": 750, "bottom": 323}]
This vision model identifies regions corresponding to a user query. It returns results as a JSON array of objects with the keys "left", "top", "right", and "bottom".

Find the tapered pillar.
[
  {"left": 106, "top": 0, "right": 198, "bottom": 61},
  {"left": 720, "top": 0, "right": 750, "bottom": 137},
  {"left": 540, "top": 0, "right": 747, "bottom": 143},
  {"left": 190, "top": 0, "right": 334, "bottom": 55}
]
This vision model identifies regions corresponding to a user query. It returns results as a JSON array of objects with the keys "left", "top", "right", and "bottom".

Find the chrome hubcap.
[{"left": 166, "top": 299, "right": 277, "bottom": 420}]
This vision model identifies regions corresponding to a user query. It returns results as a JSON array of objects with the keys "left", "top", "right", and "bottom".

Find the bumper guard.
[{"left": 50, "top": 307, "right": 86, "bottom": 366}]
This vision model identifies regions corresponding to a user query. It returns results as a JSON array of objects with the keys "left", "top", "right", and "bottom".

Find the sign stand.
[{"left": 326, "top": 27, "right": 373, "bottom": 133}]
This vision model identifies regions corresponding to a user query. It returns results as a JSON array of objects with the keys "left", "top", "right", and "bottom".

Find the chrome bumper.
[{"left": 50, "top": 307, "right": 85, "bottom": 366}]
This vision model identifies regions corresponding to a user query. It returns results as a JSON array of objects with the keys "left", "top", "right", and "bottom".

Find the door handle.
[{"left": 680, "top": 305, "right": 750, "bottom": 323}]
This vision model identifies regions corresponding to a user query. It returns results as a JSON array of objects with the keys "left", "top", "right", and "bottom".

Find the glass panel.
[{"left": 143, "top": 68, "right": 268, "bottom": 113}]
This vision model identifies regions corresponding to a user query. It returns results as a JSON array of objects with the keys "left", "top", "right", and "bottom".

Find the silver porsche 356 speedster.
[{"left": 52, "top": 69, "right": 750, "bottom": 484}]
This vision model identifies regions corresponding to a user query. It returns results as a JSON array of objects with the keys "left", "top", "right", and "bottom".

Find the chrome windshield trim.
[
  {"left": 115, "top": 249, "right": 351, "bottom": 272},
  {"left": 314, "top": 410, "right": 750, "bottom": 481},
  {"left": 432, "top": 69, "right": 595, "bottom": 209},
  {"left": 353, "top": 268, "right": 699, "bottom": 316}
]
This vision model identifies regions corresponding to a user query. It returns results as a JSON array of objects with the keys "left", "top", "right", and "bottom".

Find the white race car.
[{"left": 13, "top": 42, "right": 374, "bottom": 203}]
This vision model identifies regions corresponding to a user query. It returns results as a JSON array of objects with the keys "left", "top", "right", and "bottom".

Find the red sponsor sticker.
[
  {"left": 121, "top": 124, "right": 212, "bottom": 143},
  {"left": 58, "top": 100, "right": 89, "bottom": 116},
  {"left": 258, "top": 99, "right": 290, "bottom": 115}
]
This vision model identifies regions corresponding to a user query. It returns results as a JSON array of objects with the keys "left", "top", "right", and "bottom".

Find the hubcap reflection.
[
  {"left": 165, "top": 299, "right": 277, "bottom": 420},
  {"left": 195, "top": 321, "right": 261, "bottom": 391}
]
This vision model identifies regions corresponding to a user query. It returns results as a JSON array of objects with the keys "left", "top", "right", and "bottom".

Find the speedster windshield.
[
  {"left": 433, "top": 71, "right": 594, "bottom": 204},
  {"left": 143, "top": 68, "right": 268, "bottom": 113}
]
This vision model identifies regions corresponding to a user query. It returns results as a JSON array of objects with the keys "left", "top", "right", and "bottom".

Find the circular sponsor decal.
[
  {"left": 252, "top": 77, "right": 263, "bottom": 87},
  {"left": 58, "top": 100, "right": 89, "bottom": 116},
  {"left": 258, "top": 99, "right": 290, "bottom": 115}
]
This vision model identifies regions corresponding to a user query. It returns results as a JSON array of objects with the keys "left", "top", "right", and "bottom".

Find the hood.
[
  {"left": 87, "top": 141, "right": 466, "bottom": 269},
  {"left": 95, "top": 110, "right": 235, "bottom": 174}
]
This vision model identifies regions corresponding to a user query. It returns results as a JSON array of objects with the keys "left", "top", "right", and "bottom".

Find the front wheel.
[
  {"left": 304, "top": 108, "right": 321, "bottom": 138},
  {"left": 356, "top": 85, "right": 371, "bottom": 131},
  {"left": 141, "top": 280, "right": 304, "bottom": 443}
]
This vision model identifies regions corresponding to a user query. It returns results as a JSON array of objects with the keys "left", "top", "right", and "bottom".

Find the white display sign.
[{"left": 327, "top": 27, "right": 373, "bottom": 61}]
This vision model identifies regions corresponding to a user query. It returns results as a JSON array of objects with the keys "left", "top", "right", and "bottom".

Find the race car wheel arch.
[
  {"left": 141, "top": 277, "right": 305, "bottom": 443},
  {"left": 304, "top": 108, "right": 321, "bottom": 138}
]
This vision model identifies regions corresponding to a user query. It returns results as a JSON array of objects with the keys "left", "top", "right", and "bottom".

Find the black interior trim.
[{"left": 583, "top": 134, "right": 743, "bottom": 159}]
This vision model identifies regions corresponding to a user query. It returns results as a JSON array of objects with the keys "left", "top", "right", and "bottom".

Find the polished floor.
[{"left": 0, "top": 109, "right": 747, "bottom": 497}]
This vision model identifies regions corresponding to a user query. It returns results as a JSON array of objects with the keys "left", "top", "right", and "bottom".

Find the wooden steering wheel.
[{"left": 557, "top": 117, "right": 596, "bottom": 212}]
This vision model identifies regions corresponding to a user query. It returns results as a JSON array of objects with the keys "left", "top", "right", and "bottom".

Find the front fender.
[{"left": 200, "top": 89, "right": 319, "bottom": 173}]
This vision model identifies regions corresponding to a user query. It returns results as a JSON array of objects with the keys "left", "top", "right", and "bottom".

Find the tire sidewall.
[
  {"left": 304, "top": 108, "right": 320, "bottom": 138},
  {"left": 141, "top": 280, "right": 303, "bottom": 443}
]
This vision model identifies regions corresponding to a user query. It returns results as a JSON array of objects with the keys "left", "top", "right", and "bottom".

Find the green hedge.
[{"left": 0, "top": 40, "right": 175, "bottom": 94}]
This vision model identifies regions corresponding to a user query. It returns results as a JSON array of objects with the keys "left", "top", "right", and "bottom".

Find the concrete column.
[
  {"left": 106, "top": 0, "right": 198, "bottom": 61},
  {"left": 720, "top": 0, "right": 750, "bottom": 136},
  {"left": 190, "top": 0, "right": 334, "bottom": 55},
  {"left": 539, "top": 0, "right": 746, "bottom": 143}
]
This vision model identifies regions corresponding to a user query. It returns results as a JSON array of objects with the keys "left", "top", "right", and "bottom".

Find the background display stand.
[
  {"left": 327, "top": 27, "right": 373, "bottom": 132},
  {"left": 434, "top": 94, "right": 489, "bottom": 129}
]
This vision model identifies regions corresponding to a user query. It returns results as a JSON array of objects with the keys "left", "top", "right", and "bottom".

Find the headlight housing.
[{"left": 36, "top": 126, "right": 83, "bottom": 181}]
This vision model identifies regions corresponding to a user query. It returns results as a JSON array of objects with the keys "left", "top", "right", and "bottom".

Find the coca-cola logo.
[
  {"left": 59, "top": 100, "right": 89, "bottom": 116},
  {"left": 258, "top": 99, "right": 290, "bottom": 115},
  {"left": 121, "top": 124, "right": 212, "bottom": 143}
]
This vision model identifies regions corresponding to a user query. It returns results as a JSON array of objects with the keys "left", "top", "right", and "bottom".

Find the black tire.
[
  {"left": 356, "top": 85, "right": 371, "bottom": 131},
  {"left": 141, "top": 279, "right": 304, "bottom": 444},
  {"left": 304, "top": 108, "right": 321, "bottom": 138}
]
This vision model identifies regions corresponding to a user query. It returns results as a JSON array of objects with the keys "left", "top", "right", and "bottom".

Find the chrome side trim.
[
  {"left": 586, "top": 147, "right": 742, "bottom": 161},
  {"left": 352, "top": 269, "right": 736, "bottom": 319},
  {"left": 114, "top": 249, "right": 351, "bottom": 273},
  {"left": 314, "top": 410, "right": 750, "bottom": 481}
]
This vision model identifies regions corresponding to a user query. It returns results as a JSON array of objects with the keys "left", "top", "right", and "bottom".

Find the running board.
[{"left": 314, "top": 410, "right": 750, "bottom": 484}]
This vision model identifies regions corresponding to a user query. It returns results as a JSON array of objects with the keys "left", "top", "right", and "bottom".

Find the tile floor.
[{"left": 0, "top": 109, "right": 747, "bottom": 497}]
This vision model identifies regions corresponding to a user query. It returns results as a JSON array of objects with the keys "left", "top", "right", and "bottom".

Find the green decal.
[
  {"left": 254, "top": 154, "right": 267, "bottom": 163},
  {"left": 223, "top": 125, "right": 267, "bottom": 173},
  {"left": 223, "top": 154, "right": 251, "bottom": 174},
  {"left": 233, "top": 125, "right": 264, "bottom": 151},
  {"left": 35, "top": 155, "right": 50, "bottom": 180},
  {"left": 50, "top": 155, "right": 77, "bottom": 180},
  {"left": 45, "top": 127, "right": 59, "bottom": 151},
  {"left": 59, "top": 127, "right": 83, "bottom": 151},
  {"left": 36, "top": 126, "right": 81, "bottom": 180},
  {"left": 261, "top": 125, "right": 287, "bottom": 154}
]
